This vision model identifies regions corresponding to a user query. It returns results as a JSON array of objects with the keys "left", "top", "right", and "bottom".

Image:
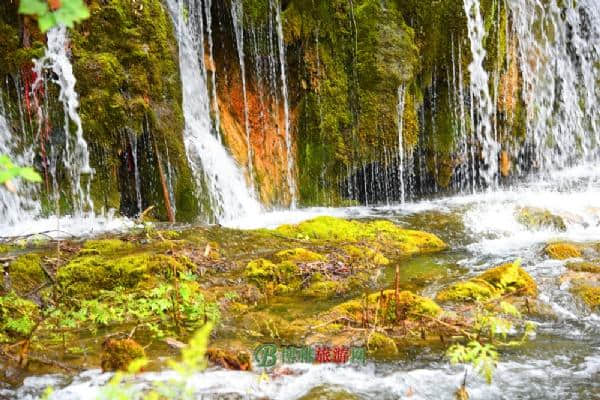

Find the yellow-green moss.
[
  {"left": 244, "top": 259, "right": 299, "bottom": 288},
  {"left": 343, "top": 245, "right": 390, "bottom": 265},
  {"left": 572, "top": 285, "right": 600, "bottom": 310},
  {"left": 57, "top": 253, "right": 192, "bottom": 297},
  {"left": 516, "top": 207, "right": 566, "bottom": 231},
  {"left": 545, "top": 243, "right": 582, "bottom": 260},
  {"left": 8, "top": 254, "right": 45, "bottom": 295},
  {"left": 436, "top": 261, "right": 537, "bottom": 303},
  {"left": 367, "top": 332, "right": 398, "bottom": 357},
  {"left": 333, "top": 290, "right": 441, "bottom": 323},
  {"left": 302, "top": 280, "right": 348, "bottom": 298},
  {"left": 274, "top": 248, "right": 325, "bottom": 263},
  {"left": 566, "top": 261, "right": 600, "bottom": 273},
  {"left": 274, "top": 217, "right": 447, "bottom": 256},
  {"left": 101, "top": 338, "right": 146, "bottom": 372},
  {"left": 80, "top": 239, "right": 134, "bottom": 255},
  {"left": 436, "top": 280, "right": 496, "bottom": 302}
]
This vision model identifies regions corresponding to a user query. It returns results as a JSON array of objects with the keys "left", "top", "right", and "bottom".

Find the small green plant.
[
  {"left": 18, "top": 0, "right": 89, "bottom": 32},
  {"left": 447, "top": 341, "right": 499, "bottom": 384},
  {"left": 0, "top": 155, "right": 41, "bottom": 190}
]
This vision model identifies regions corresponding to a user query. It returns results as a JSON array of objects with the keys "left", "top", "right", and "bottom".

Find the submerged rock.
[
  {"left": 101, "top": 338, "right": 145, "bottom": 372},
  {"left": 516, "top": 207, "right": 566, "bottom": 231},
  {"left": 544, "top": 243, "right": 582, "bottom": 260},
  {"left": 436, "top": 261, "right": 537, "bottom": 302}
]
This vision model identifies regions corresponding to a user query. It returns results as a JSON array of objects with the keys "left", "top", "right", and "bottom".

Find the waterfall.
[
  {"left": 463, "top": 0, "right": 500, "bottom": 187},
  {"left": 203, "top": 0, "right": 221, "bottom": 141},
  {"left": 506, "top": 0, "right": 600, "bottom": 170},
  {"left": 230, "top": 0, "right": 254, "bottom": 186},
  {"left": 273, "top": 0, "right": 297, "bottom": 207},
  {"left": 396, "top": 85, "right": 406, "bottom": 204},
  {"left": 32, "top": 26, "right": 94, "bottom": 215},
  {"left": 0, "top": 92, "right": 40, "bottom": 224},
  {"left": 166, "top": 0, "right": 261, "bottom": 222}
]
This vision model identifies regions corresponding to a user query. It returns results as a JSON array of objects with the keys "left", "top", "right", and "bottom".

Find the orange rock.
[{"left": 500, "top": 150, "right": 511, "bottom": 177}]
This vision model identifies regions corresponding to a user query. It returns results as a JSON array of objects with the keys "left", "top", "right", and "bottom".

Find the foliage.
[
  {"left": 448, "top": 341, "right": 498, "bottom": 384},
  {"left": 18, "top": 0, "right": 89, "bottom": 32},
  {"left": 0, "top": 155, "right": 41, "bottom": 190}
]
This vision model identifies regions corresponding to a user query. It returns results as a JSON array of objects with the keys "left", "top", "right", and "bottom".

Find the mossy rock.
[
  {"left": 8, "top": 254, "right": 46, "bottom": 295},
  {"left": 101, "top": 338, "right": 145, "bottom": 372},
  {"left": 566, "top": 261, "right": 600, "bottom": 274},
  {"left": 545, "top": 243, "right": 582, "bottom": 260},
  {"left": 572, "top": 284, "right": 600, "bottom": 310},
  {"left": 333, "top": 290, "right": 441, "bottom": 324},
  {"left": 274, "top": 217, "right": 447, "bottom": 256},
  {"left": 436, "top": 261, "right": 537, "bottom": 303},
  {"left": 244, "top": 259, "right": 299, "bottom": 288},
  {"left": 343, "top": 245, "right": 390, "bottom": 266},
  {"left": 274, "top": 248, "right": 325, "bottom": 263},
  {"left": 516, "top": 207, "right": 566, "bottom": 231},
  {"left": 57, "top": 252, "right": 193, "bottom": 297},
  {"left": 302, "top": 280, "right": 348, "bottom": 298},
  {"left": 80, "top": 239, "right": 134, "bottom": 255},
  {"left": 207, "top": 348, "right": 251, "bottom": 371},
  {"left": 367, "top": 332, "right": 398, "bottom": 358},
  {"left": 298, "top": 386, "right": 361, "bottom": 400},
  {"left": 0, "top": 292, "right": 39, "bottom": 340}
]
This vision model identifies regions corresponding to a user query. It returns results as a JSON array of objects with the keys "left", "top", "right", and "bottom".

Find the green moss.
[
  {"left": 566, "top": 262, "right": 600, "bottom": 274},
  {"left": 274, "top": 248, "right": 325, "bottom": 263},
  {"left": 101, "top": 338, "right": 146, "bottom": 371},
  {"left": 572, "top": 285, "right": 600, "bottom": 310},
  {"left": 545, "top": 243, "right": 582, "bottom": 260},
  {"left": 57, "top": 252, "right": 192, "bottom": 297},
  {"left": 302, "top": 280, "right": 348, "bottom": 298},
  {"left": 8, "top": 254, "right": 45, "bottom": 295},
  {"left": 274, "top": 217, "right": 447, "bottom": 256},
  {"left": 244, "top": 259, "right": 299, "bottom": 288},
  {"left": 516, "top": 207, "right": 566, "bottom": 231},
  {"left": 80, "top": 239, "right": 134, "bottom": 255},
  {"left": 343, "top": 245, "right": 389, "bottom": 265},
  {"left": 436, "top": 261, "right": 538, "bottom": 303},
  {"left": 333, "top": 289, "right": 441, "bottom": 323},
  {"left": 367, "top": 332, "right": 398, "bottom": 357}
]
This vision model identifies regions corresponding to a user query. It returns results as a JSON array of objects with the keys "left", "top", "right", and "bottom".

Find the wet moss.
[
  {"left": 274, "top": 216, "right": 447, "bottom": 255},
  {"left": 516, "top": 207, "right": 566, "bottom": 232},
  {"left": 572, "top": 285, "right": 600, "bottom": 310},
  {"left": 545, "top": 243, "right": 582, "bottom": 260},
  {"left": 566, "top": 262, "right": 600, "bottom": 274},
  {"left": 101, "top": 338, "right": 146, "bottom": 372},
  {"left": 8, "top": 254, "right": 46, "bottom": 295},
  {"left": 274, "top": 248, "right": 325, "bottom": 263},
  {"left": 244, "top": 259, "right": 299, "bottom": 289},
  {"left": 367, "top": 331, "right": 398, "bottom": 357},
  {"left": 436, "top": 261, "right": 538, "bottom": 302},
  {"left": 343, "top": 245, "right": 389, "bottom": 266}
]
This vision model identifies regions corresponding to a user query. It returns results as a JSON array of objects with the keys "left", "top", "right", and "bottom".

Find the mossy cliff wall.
[
  {"left": 0, "top": 0, "right": 199, "bottom": 221},
  {"left": 0, "top": 0, "right": 528, "bottom": 220}
]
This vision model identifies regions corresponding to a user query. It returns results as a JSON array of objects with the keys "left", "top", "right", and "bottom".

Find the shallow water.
[{"left": 2, "top": 165, "right": 600, "bottom": 399}]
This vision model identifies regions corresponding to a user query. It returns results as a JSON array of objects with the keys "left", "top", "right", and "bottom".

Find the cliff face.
[{"left": 0, "top": 0, "right": 527, "bottom": 221}]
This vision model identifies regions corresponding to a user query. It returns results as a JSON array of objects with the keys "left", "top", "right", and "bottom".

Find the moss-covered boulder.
[
  {"left": 516, "top": 207, "right": 566, "bottom": 231},
  {"left": 333, "top": 290, "right": 441, "bottom": 324},
  {"left": 244, "top": 259, "right": 300, "bottom": 292},
  {"left": 572, "top": 284, "right": 600, "bottom": 310},
  {"left": 57, "top": 252, "right": 193, "bottom": 297},
  {"left": 8, "top": 254, "right": 46, "bottom": 295},
  {"left": 436, "top": 261, "right": 537, "bottom": 302},
  {"left": 274, "top": 217, "right": 447, "bottom": 256},
  {"left": 274, "top": 248, "right": 325, "bottom": 263},
  {"left": 207, "top": 348, "right": 252, "bottom": 371},
  {"left": 367, "top": 332, "right": 399, "bottom": 357},
  {"left": 545, "top": 243, "right": 582, "bottom": 260},
  {"left": 101, "top": 338, "right": 145, "bottom": 372}
]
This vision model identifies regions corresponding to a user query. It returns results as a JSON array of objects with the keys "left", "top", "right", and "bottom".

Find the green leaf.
[
  {"left": 18, "top": 0, "right": 48, "bottom": 16},
  {"left": 38, "top": 13, "right": 57, "bottom": 33},
  {"left": 17, "top": 167, "right": 42, "bottom": 182}
]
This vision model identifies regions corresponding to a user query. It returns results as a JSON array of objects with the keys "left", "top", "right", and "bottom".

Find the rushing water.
[
  {"left": 167, "top": 0, "right": 261, "bottom": 223},
  {"left": 4, "top": 165, "right": 598, "bottom": 399}
]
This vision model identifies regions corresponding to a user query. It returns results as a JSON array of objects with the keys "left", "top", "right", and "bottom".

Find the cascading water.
[
  {"left": 463, "top": 0, "right": 499, "bottom": 188},
  {"left": 396, "top": 85, "right": 407, "bottom": 204},
  {"left": 506, "top": 0, "right": 600, "bottom": 170},
  {"left": 32, "top": 26, "right": 94, "bottom": 215},
  {"left": 230, "top": 0, "right": 254, "bottom": 186},
  {"left": 166, "top": 0, "right": 261, "bottom": 222},
  {"left": 273, "top": 0, "right": 297, "bottom": 207}
]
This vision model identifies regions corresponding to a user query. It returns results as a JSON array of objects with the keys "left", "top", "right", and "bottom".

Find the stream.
[{"left": 2, "top": 164, "right": 599, "bottom": 399}]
